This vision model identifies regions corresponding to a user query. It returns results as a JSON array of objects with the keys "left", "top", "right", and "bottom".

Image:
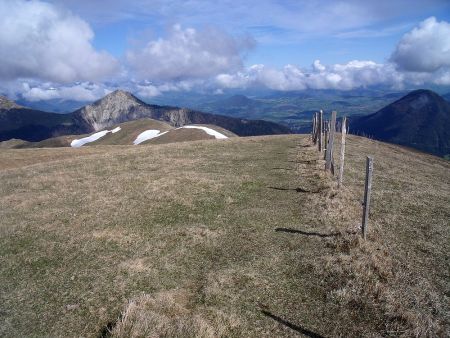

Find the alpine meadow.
[{"left": 0, "top": 1, "right": 449, "bottom": 337}]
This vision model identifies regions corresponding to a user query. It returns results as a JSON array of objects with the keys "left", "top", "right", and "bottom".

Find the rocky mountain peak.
[
  {"left": 97, "top": 90, "right": 143, "bottom": 107},
  {"left": 106, "top": 89, "right": 138, "bottom": 100},
  {"left": 74, "top": 90, "right": 148, "bottom": 131},
  {"left": 0, "top": 95, "right": 22, "bottom": 110}
]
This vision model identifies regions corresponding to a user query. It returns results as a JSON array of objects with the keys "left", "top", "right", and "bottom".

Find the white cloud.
[
  {"left": 21, "top": 83, "right": 112, "bottom": 101},
  {"left": 391, "top": 17, "right": 450, "bottom": 72},
  {"left": 216, "top": 16, "right": 450, "bottom": 91},
  {"left": 216, "top": 60, "right": 403, "bottom": 91},
  {"left": 0, "top": 0, "right": 118, "bottom": 83},
  {"left": 126, "top": 24, "right": 254, "bottom": 81}
]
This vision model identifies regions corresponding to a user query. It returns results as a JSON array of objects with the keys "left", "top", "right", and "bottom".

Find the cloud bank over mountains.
[
  {"left": 0, "top": 0, "right": 449, "bottom": 101},
  {"left": 216, "top": 61, "right": 400, "bottom": 91}
]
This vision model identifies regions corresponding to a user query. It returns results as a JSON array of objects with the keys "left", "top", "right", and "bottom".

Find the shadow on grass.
[
  {"left": 287, "top": 159, "right": 318, "bottom": 164},
  {"left": 275, "top": 227, "right": 340, "bottom": 238},
  {"left": 271, "top": 167, "right": 296, "bottom": 171},
  {"left": 261, "top": 310, "right": 325, "bottom": 338},
  {"left": 98, "top": 312, "right": 123, "bottom": 338},
  {"left": 98, "top": 321, "right": 115, "bottom": 338},
  {"left": 268, "top": 186, "right": 322, "bottom": 193}
]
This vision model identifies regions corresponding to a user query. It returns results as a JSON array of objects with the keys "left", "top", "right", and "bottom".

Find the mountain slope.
[
  {"left": 73, "top": 90, "right": 290, "bottom": 136},
  {"left": 0, "top": 96, "right": 82, "bottom": 142},
  {"left": 350, "top": 89, "right": 450, "bottom": 156},
  {"left": 88, "top": 119, "right": 173, "bottom": 146}
]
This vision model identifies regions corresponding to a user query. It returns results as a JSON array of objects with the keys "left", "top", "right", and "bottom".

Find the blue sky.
[
  {"left": 78, "top": 0, "right": 450, "bottom": 66},
  {"left": 1, "top": 0, "right": 450, "bottom": 101}
]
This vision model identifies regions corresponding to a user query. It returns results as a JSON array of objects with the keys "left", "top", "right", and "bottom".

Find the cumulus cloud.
[
  {"left": 135, "top": 79, "right": 208, "bottom": 98},
  {"left": 391, "top": 17, "right": 450, "bottom": 72},
  {"left": 0, "top": 0, "right": 118, "bottom": 83},
  {"left": 21, "top": 83, "right": 112, "bottom": 101},
  {"left": 126, "top": 24, "right": 254, "bottom": 81},
  {"left": 216, "top": 60, "right": 402, "bottom": 91}
]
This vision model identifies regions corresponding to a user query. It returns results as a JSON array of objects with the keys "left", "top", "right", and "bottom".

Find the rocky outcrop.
[{"left": 0, "top": 95, "right": 22, "bottom": 110}]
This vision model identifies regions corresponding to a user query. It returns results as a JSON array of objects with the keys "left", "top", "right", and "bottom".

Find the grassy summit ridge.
[{"left": 0, "top": 135, "right": 448, "bottom": 337}]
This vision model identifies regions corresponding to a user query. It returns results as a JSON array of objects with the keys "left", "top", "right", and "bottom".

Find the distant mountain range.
[
  {"left": 2, "top": 89, "right": 449, "bottom": 157},
  {"left": 0, "top": 90, "right": 290, "bottom": 143},
  {"left": 188, "top": 89, "right": 413, "bottom": 133},
  {"left": 351, "top": 89, "right": 450, "bottom": 157},
  {"left": 16, "top": 98, "right": 89, "bottom": 113}
]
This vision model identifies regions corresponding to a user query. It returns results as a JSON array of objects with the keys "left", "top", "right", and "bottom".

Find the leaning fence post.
[
  {"left": 362, "top": 156, "right": 374, "bottom": 240},
  {"left": 325, "top": 111, "right": 337, "bottom": 173},
  {"left": 312, "top": 112, "right": 318, "bottom": 144},
  {"left": 338, "top": 116, "right": 347, "bottom": 188}
]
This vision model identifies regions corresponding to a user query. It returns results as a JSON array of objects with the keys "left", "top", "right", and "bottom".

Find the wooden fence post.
[
  {"left": 362, "top": 156, "right": 374, "bottom": 240},
  {"left": 325, "top": 111, "right": 337, "bottom": 173},
  {"left": 323, "top": 120, "right": 328, "bottom": 155},
  {"left": 338, "top": 116, "right": 347, "bottom": 188},
  {"left": 318, "top": 111, "right": 323, "bottom": 152},
  {"left": 312, "top": 112, "right": 317, "bottom": 144}
]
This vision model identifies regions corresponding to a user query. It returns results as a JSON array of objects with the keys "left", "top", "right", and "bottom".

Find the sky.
[{"left": 1, "top": 0, "right": 450, "bottom": 102}]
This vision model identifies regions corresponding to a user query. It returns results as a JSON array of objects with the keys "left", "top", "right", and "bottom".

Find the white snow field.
[
  {"left": 180, "top": 126, "right": 228, "bottom": 139},
  {"left": 71, "top": 126, "right": 122, "bottom": 148},
  {"left": 133, "top": 130, "right": 168, "bottom": 145}
]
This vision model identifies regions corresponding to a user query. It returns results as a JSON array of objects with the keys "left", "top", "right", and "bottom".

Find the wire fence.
[{"left": 311, "top": 111, "right": 374, "bottom": 239}]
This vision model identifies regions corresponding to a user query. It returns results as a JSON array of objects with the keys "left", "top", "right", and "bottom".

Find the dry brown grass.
[
  {"left": 0, "top": 134, "right": 448, "bottom": 337},
  {"left": 0, "top": 139, "right": 29, "bottom": 149},
  {"left": 112, "top": 289, "right": 241, "bottom": 338},
  {"left": 314, "top": 135, "right": 450, "bottom": 337},
  {"left": 0, "top": 145, "right": 110, "bottom": 170}
]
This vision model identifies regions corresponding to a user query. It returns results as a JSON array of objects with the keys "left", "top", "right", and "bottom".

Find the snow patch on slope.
[
  {"left": 71, "top": 127, "right": 121, "bottom": 147},
  {"left": 180, "top": 126, "right": 228, "bottom": 139},
  {"left": 133, "top": 130, "right": 168, "bottom": 145}
]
